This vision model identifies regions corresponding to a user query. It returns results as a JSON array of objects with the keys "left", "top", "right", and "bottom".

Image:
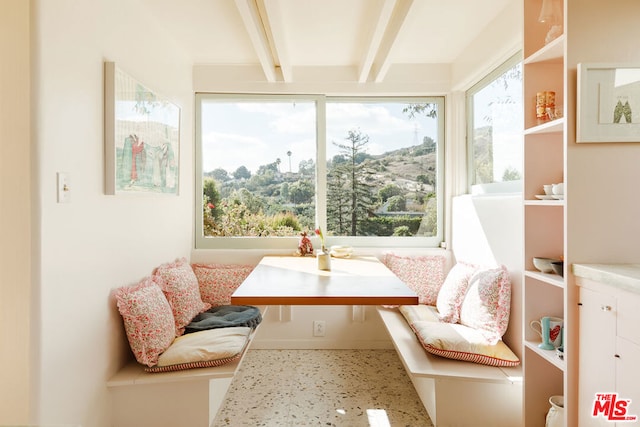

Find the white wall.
[
  {"left": 31, "top": 0, "right": 193, "bottom": 425},
  {"left": 450, "top": 0, "right": 523, "bottom": 92},
  {"left": 7, "top": 1, "right": 528, "bottom": 425},
  {"left": 451, "top": 195, "right": 523, "bottom": 357}
]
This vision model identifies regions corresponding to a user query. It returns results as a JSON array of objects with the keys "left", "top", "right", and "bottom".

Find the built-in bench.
[
  {"left": 377, "top": 306, "right": 522, "bottom": 427},
  {"left": 107, "top": 306, "right": 266, "bottom": 427}
]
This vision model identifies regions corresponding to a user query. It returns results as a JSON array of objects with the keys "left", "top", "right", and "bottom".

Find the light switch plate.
[{"left": 57, "top": 172, "right": 70, "bottom": 203}]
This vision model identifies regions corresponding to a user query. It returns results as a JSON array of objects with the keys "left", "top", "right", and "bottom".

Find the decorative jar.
[
  {"left": 545, "top": 395, "right": 565, "bottom": 427},
  {"left": 317, "top": 246, "right": 331, "bottom": 271}
]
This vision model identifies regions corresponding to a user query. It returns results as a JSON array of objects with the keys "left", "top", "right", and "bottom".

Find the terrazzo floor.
[{"left": 212, "top": 349, "right": 434, "bottom": 427}]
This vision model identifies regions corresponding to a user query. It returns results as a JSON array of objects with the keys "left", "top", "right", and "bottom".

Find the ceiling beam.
[
  {"left": 358, "top": 0, "right": 398, "bottom": 83},
  {"left": 372, "top": 0, "right": 416, "bottom": 83},
  {"left": 259, "top": 0, "right": 292, "bottom": 82},
  {"left": 233, "top": 0, "right": 278, "bottom": 82}
]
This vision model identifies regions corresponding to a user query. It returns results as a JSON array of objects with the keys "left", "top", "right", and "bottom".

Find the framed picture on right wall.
[{"left": 577, "top": 62, "right": 640, "bottom": 143}]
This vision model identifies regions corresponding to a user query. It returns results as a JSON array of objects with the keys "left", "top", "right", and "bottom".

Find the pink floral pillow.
[
  {"left": 382, "top": 253, "right": 446, "bottom": 305},
  {"left": 436, "top": 261, "right": 477, "bottom": 323},
  {"left": 459, "top": 266, "right": 512, "bottom": 344},
  {"left": 115, "top": 277, "right": 175, "bottom": 367},
  {"left": 191, "top": 263, "right": 254, "bottom": 306},
  {"left": 153, "top": 258, "right": 211, "bottom": 336}
]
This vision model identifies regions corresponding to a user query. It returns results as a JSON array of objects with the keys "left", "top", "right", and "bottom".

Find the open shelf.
[
  {"left": 524, "top": 270, "right": 565, "bottom": 288},
  {"left": 524, "top": 34, "right": 565, "bottom": 64},
  {"left": 524, "top": 117, "right": 564, "bottom": 135},
  {"left": 524, "top": 199, "right": 564, "bottom": 206},
  {"left": 524, "top": 340, "right": 566, "bottom": 371}
]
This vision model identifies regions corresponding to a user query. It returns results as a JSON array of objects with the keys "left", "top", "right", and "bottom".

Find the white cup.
[
  {"left": 543, "top": 184, "right": 553, "bottom": 195},
  {"left": 552, "top": 183, "right": 564, "bottom": 195}
]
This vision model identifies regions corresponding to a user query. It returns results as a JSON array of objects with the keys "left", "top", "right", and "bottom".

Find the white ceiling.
[{"left": 139, "top": 0, "right": 514, "bottom": 83}]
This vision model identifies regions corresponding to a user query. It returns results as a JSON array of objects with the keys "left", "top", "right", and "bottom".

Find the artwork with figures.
[
  {"left": 577, "top": 63, "right": 640, "bottom": 142},
  {"left": 104, "top": 62, "right": 180, "bottom": 194},
  {"left": 599, "top": 68, "right": 640, "bottom": 124}
]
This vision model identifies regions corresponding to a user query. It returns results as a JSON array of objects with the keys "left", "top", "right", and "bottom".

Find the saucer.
[
  {"left": 535, "top": 194, "right": 555, "bottom": 200},
  {"left": 552, "top": 194, "right": 564, "bottom": 200}
]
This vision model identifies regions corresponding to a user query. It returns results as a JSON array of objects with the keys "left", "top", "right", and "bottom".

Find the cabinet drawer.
[{"left": 617, "top": 297, "right": 640, "bottom": 345}]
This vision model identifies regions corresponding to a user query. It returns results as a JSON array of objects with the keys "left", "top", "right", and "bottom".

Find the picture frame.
[
  {"left": 104, "top": 62, "right": 180, "bottom": 194},
  {"left": 577, "top": 62, "right": 640, "bottom": 143}
]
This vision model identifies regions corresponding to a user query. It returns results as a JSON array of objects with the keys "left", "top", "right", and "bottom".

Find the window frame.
[
  {"left": 195, "top": 93, "right": 445, "bottom": 250},
  {"left": 466, "top": 52, "right": 523, "bottom": 194}
]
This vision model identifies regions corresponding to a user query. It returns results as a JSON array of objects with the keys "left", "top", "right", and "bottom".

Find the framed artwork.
[
  {"left": 104, "top": 62, "right": 180, "bottom": 194},
  {"left": 577, "top": 63, "right": 640, "bottom": 143}
]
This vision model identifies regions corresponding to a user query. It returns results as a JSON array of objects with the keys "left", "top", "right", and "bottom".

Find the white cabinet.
[
  {"left": 578, "top": 287, "right": 616, "bottom": 427},
  {"left": 577, "top": 274, "right": 640, "bottom": 427}
]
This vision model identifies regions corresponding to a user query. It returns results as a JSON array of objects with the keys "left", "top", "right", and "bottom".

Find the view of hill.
[{"left": 203, "top": 137, "right": 439, "bottom": 237}]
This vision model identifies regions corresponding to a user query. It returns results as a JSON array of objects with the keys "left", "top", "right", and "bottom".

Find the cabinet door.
[
  {"left": 616, "top": 337, "right": 640, "bottom": 424},
  {"left": 579, "top": 287, "right": 617, "bottom": 427}
]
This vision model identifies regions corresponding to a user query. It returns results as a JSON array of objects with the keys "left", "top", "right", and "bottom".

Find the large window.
[
  {"left": 195, "top": 94, "right": 444, "bottom": 249},
  {"left": 467, "top": 53, "right": 523, "bottom": 192}
]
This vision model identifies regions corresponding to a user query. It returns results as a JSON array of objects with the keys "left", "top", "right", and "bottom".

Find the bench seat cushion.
[
  {"left": 410, "top": 320, "right": 520, "bottom": 367},
  {"left": 146, "top": 326, "right": 252, "bottom": 373},
  {"left": 399, "top": 304, "right": 520, "bottom": 367}
]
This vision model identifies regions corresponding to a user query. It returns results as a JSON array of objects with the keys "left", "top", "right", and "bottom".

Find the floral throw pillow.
[
  {"left": 153, "top": 258, "right": 211, "bottom": 336},
  {"left": 115, "top": 277, "right": 176, "bottom": 367},
  {"left": 459, "top": 265, "right": 512, "bottom": 344},
  {"left": 436, "top": 261, "right": 477, "bottom": 323},
  {"left": 382, "top": 253, "right": 446, "bottom": 305},
  {"left": 191, "top": 263, "right": 254, "bottom": 306}
]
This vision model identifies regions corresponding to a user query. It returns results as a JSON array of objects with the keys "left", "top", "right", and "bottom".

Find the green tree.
[
  {"left": 330, "top": 129, "right": 376, "bottom": 236},
  {"left": 203, "top": 178, "right": 221, "bottom": 219},
  {"left": 210, "top": 168, "right": 230, "bottom": 182},
  {"left": 387, "top": 195, "right": 406, "bottom": 212},
  {"left": 327, "top": 168, "right": 351, "bottom": 235},
  {"left": 502, "top": 166, "right": 522, "bottom": 181},
  {"left": 378, "top": 183, "right": 403, "bottom": 203},
  {"left": 232, "top": 165, "right": 251, "bottom": 180}
]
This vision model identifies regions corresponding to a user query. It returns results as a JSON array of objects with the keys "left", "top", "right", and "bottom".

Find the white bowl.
[{"left": 533, "top": 257, "right": 561, "bottom": 273}]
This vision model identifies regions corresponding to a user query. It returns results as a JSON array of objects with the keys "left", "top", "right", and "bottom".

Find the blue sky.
[{"left": 200, "top": 99, "right": 439, "bottom": 174}]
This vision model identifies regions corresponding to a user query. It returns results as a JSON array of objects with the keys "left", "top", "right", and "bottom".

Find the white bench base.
[
  {"left": 108, "top": 361, "right": 238, "bottom": 427},
  {"left": 108, "top": 306, "right": 266, "bottom": 427},
  {"left": 377, "top": 307, "right": 523, "bottom": 427}
]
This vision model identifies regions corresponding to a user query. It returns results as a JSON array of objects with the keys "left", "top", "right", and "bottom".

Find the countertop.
[{"left": 572, "top": 263, "right": 640, "bottom": 295}]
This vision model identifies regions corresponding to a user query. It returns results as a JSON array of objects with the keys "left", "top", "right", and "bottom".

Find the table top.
[{"left": 230, "top": 255, "right": 418, "bottom": 306}]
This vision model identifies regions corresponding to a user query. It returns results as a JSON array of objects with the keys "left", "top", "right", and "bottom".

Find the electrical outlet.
[{"left": 313, "top": 320, "right": 326, "bottom": 337}]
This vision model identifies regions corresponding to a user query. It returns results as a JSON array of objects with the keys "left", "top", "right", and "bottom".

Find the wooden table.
[{"left": 230, "top": 255, "right": 418, "bottom": 306}]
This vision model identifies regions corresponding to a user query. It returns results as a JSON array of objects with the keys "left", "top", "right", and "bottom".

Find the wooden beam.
[
  {"left": 233, "top": 0, "right": 277, "bottom": 82},
  {"left": 358, "top": 0, "right": 398, "bottom": 83},
  {"left": 259, "top": 0, "right": 292, "bottom": 82},
  {"left": 372, "top": 0, "right": 416, "bottom": 83}
]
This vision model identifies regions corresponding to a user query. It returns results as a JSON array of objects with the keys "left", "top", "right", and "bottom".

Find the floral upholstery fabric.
[
  {"left": 153, "top": 258, "right": 211, "bottom": 336},
  {"left": 191, "top": 263, "right": 254, "bottom": 306},
  {"left": 459, "top": 265, "right": 512, "bottom": 344},
  {"left": 436, "top": 261, "right": 477, "bottom": 323},
  {"left": 382, "top": 253, "right": 446, "bottom": 305},
  {"left": 115, "top": 277, "right": 176, "bottom": 367}
]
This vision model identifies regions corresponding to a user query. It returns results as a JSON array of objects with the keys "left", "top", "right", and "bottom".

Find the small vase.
[
  {"left": 546, "top": 395, "right": 565, "bottom": 427},
  {"left": 317, "top": 246, "right": 331, "bottom": 271}
]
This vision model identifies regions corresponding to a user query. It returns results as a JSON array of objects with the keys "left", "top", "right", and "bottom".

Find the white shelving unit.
[{"left": 522, "top": 0, "right": 568, "bottom": 425}]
